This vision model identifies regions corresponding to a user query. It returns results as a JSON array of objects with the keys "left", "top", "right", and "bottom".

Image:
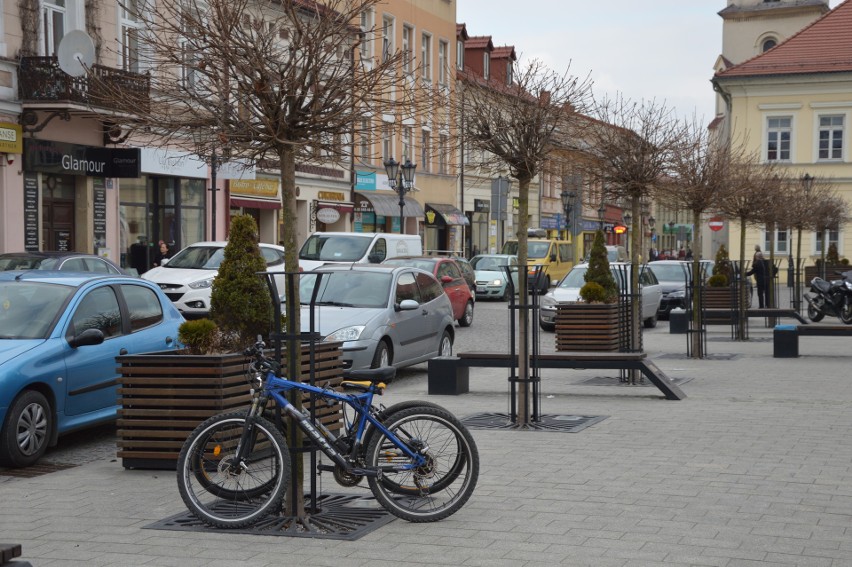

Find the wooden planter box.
[
  {"left": 804, "top": 265, "right": 850, "bottom": 283},
  {"left": 554, "top": 302, "right": 620, "bottom": 352},
  {"left": 116, "top": 342, "right": 344, "bottom": 470}
]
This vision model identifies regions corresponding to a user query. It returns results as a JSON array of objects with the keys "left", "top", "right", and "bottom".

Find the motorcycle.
[{"left": 804, "top": 271, "right": 852, "bottom": 324}]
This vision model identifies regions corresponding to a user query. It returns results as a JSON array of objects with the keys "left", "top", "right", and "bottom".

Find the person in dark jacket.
[
  {"left": 746, "top": 244, "right": 768, "bottom": 308},
  {"left": 153, "top": 240, "right": 173, "bottom": 267}
]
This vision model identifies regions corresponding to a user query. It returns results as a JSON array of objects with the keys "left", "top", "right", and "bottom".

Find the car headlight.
[
  {"left": 188, "top": 278, "right": 214, "bottom": 289},
  {"left": 325, "top": 326, "right": 366, "bottom": 342},
  {"left": 540, "top": 295, "right": 557, "bottom": 308},
  {"left": 492, "top": 279, "right": 503, "bottom": 286},
  {"left": 669, "top": 290, "right": 685, "bottom": 298}
]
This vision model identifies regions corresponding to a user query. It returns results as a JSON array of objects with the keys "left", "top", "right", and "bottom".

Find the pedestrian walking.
[{"left": 746, "top": 244, "right": 768, "bottom": 308}]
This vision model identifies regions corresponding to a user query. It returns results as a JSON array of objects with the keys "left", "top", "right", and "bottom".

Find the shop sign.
[
  {"left": 318, "top": 191, "right": 346, "bottom": 201},
  {"left": 0, "top": 122, "right": 22, "bottom": 154},
  {"left": 474, "top": 199, "right": 490, "bottom": 213},
  {"left": 230, "top": 178, "right": 279, "bottom": 199},
  {"left": 316, "top": 208, "right": 340, "bottom": 224},
  {"left": 140, "top": 147, "right": 206, "bottom": 178},
  {"left": 23, "top": 174, "right": 38, "bottom": 251},
  {"left": 355, "top": 171, "right": 377, "bottom": 190},
  {"left": 25, "top": 139, "right": 140, "bottom": 177}
]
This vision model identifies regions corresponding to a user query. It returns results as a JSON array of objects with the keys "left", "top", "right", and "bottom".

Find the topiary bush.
[
  {"left": 707, "top": 273, "right": 728, "bottom": 287},
  {"left": 712, "top": 244, "right": 733, "bottom": 284},
  {"left": 578, "top": 281, "right": 608, "bottom": 303},
  {"left": 826, "top": 243, "right": 841, "bottom": 265},
  {"left": 210, "top": 215, "right": 273, "bottom": 351},
  {"left": 582, "top": 229, "right": 618, "bottom": 303},
  {"left": 178, "top": 318, "right": 220, "bottom": 355}
]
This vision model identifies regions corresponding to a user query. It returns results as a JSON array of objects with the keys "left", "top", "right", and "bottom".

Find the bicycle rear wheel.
[
  {"left": 177, "top": 412, "right": 290, "bottom": 529},
  {"left": 365, "top": 405, "right": 478, "bottom": 522}
]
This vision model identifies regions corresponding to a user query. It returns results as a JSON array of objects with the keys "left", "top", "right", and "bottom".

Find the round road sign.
[{"left": 708, "top": 217, "right": 724, "bottom": 232}]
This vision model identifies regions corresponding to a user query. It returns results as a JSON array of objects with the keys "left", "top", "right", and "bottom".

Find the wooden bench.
[
  {"left": 427, "top": 351, "right": 686, "bottom": 400},
  {"left": 704, "top": 308, "right": 808, "bottom": 325},
  {"left": 773, "top": 324, "right": 852, "bottom": 358},
  {"left": 0, "top": 543, "right": 31, "bottom": 567}
]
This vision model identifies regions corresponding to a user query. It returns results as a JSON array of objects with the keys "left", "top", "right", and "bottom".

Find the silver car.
[
  {"left": 539, "top": 262, "right": 663, "bottom": 331},
  {"left": 470, "top": 254, "right": 519, "bottom": 300},
  {"left": 299, "top": 265, "right": 455, "bottom": 370}
]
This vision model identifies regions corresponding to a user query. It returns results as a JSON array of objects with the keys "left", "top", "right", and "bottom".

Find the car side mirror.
[
  {"left": 550, "top": 253, "right": 557, "bottom": 262},
  {"left": 395, "top": 299, "right": 419, "bottom": 311},
  {"left": 68, "top": 328, "right": 105, "bottom": 348},
  {"left": 440, "top": 275, "right": 453, "bottom": 284},
  {"left": 367, "top": 253, "right": 383, "bottom": 264}
]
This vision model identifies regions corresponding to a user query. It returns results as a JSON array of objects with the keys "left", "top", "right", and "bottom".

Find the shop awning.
[
  {"left": 355, "top": 191, "right": 424, "bottom": 217},
  {"left": 230, "top": 197, "right": 281, "bottom": 209},
  {"left": 426, "top": 203, "right": 470, "bottom": 226}
]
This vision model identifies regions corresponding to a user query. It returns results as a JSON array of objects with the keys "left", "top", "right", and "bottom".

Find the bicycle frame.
[{"left": 238, "top": 370, "right": 427, "bottom": 476}]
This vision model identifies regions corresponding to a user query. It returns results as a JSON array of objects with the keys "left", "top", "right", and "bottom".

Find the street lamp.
[
  {"left": 795, "top": 173, "right": 814, "bottom": 307},
  {"left": 384, "top": 157, "right": 417, "bottom": 234},
  {"left": 560, "top": 190, "right": 576, "bottom": 237},
  {"left": 598, "top": 203, "right": 606, "bottom": 231},
  {"left": 192, "top": 129, "right": 221, "bottom": 241},
  {"left": 623, "top": 211, "right": 632, "bottom": 255}
]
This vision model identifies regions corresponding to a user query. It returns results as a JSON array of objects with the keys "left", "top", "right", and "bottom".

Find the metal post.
[
  {"left": 398, "top": 178, "right": 405, "bottom": 234},
  {"left": 210, "top": 147, "right": 218, "bottom": 241}
]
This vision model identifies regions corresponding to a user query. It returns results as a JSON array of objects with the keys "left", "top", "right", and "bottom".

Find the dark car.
[
  {"left": 453, "top": 256, "right": 477, "bottom": 293},
  {"left": 0, "top": 252, "right": 126, "bottom": 275},
  {"left": 382, "top": 256, "right": 475, "bottom": 326}
]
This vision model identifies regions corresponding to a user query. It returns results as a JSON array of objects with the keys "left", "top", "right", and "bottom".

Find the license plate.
[{"left": 476, "top": 286, "right": 485, "bottom": 293}]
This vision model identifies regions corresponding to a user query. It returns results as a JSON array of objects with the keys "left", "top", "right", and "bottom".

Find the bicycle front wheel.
[
  {"left": 176, "top": 412, "right": 290, "bottom": 529},
  {"left": 365, "top": 405, "right": 478, "bottom": 522}
]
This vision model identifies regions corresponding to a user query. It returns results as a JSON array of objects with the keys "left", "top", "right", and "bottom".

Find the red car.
[{"left": 382, "top": 256, "right": 475, "bottom": 327}]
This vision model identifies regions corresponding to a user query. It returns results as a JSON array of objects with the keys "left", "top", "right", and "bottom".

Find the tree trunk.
[
  {"left": 516, "top": 176, "right": 531, "bottom": 426},
  {"left": 628, "top": 194, "right": 641, "bottom": 381},
  {"left": 690, "top": 208, "right": 703, "bottom": 358},
  {"left": 280, "top": 145, "right": 306, "bottom": 518}
]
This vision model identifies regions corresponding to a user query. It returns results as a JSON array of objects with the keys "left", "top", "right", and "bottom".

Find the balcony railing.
[{"left": 18, "top": 57, "right": 150, "bottom": 114}]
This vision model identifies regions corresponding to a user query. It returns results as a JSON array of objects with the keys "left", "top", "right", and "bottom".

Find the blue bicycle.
[{"left": 176, "top": 339, "right": 479, "bottom": 528}]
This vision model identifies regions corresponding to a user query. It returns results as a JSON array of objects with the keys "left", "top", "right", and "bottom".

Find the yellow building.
[{"left": 712, "top": 0, "right": 852, "bottom": 267}]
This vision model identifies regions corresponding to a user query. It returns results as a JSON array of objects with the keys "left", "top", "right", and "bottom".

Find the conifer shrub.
[
  {"left": 178, "top": 318, "right": 220, "bottom": 355},
  {"left": 711, "top": 244, "right": 732, "bottom": 286},
  {"left": 581, "top": 230, "right": 618, "bottom": 303},
  {"left": 210, "top": 215, "right": 273, "bottom": 351}
]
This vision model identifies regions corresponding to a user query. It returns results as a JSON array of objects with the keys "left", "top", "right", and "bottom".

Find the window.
[
  {"left": 438, "top": 40, "right": 448, "bottom": 86},
  {"left": 120, "top": 0, "right": 141, "bottom": 73},
  {"left": 42, "top": 0, "right": 65, "bottom": 56},
  {"left": 402, "top": 25, "right": 413, "bottom": 74},
  {"left": 762, "top": 38, "right": 777, "bottom": 52},
  {"left": 71, "top": 287, "right": 122, "bottom": 338},
  {"left": 818, "top": 115, "right": 844, "bottom": 160},
  {"left": 506, "top": 61, "right": 513, "bottom": 85},
  {"left": 421, "top": 129, "right": 431, "bottom": 172},
  {"left": 415, "top": 272, "right": 443, "bottom": 303},
  {"left": 395, "top": 271, "right": 421, "bottom": 303},
  {"left": 421, "top": 33, "right": 432, "bottom": 82},
  {"left": 438, "top": 134, "right": 448, "bottom": 174},
  {"left": 382, "top": 16, "right": 394, "bottom": 62},
  {"left": 764, "top": 227, "right": 789, "bottom": 255},
  {"left": 359, "top": 10, "right": 373, "bottom": 59},
  {"left": 815, "top": 228, "right": 840, "bottom": 255},
  {"left": 456, "top": 39, "right": 464, "bottom": 70},
  {"left": 402, "top": 126, "right": 413, "bottom": 161},
  {"left": 382, "top": 123, "right": 393, "bottom": 161},
  {"left": 766, "top": 117, "right": 791, "bottom": 161},
  {"left": 483, "top": 52, "right": 490, "bottom": 80},
  {"left": 359, "top": 118, "right": 371, "bottom": 160},
  {"left": 121, "top": 284, "right": 163, "bottom": 331}
]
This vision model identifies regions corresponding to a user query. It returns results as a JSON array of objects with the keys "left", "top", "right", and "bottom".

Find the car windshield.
[
  {"left": 649, "top": 264, "right": 688, "bottom": 282},
  {"left": 299, "top": 271, "right": 391, "bottom": 308},
  {"left": 471, "top": 256, "right": 507, "bottom": 270},
  {"left": 299, "top": 234, "right": 372, "bottom": 262},
  {"left": 165, "top": 246, "right": 225, "bottom": 269},
  {"left": 558, "top": 267, "right": 588, "bottom": 288},
  {"left": 382, "top": 258, "right": 436, "bottom": 272},
  {"left": 527, "top": 242, "right": 551, "bottom": 259},
  {"left": 0, "top": 282, "right": 73, "bottom": 339}
]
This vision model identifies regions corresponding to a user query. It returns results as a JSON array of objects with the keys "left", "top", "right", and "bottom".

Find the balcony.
[{"left": 18, "top": 56, "right": 150, "bottom": 115}]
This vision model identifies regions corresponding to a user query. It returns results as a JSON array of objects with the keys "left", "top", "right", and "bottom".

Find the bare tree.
[
  {"left": 662, "top": 119, "right": 744, "bottom": 356},
  {"left": 812, "top": 190, "right": 849, "bottom": 278},
  {"left": 455, "top": 58, "right": 593, "bottom": 426},
  {"left": 98, "top": 0, "right": 412, "bottom": 524},
  {"left": 716, "top": 155, "right": 780, "bottom": 337},
  {"left": 582, "top": 97, "right": 685, "bottom": 370}
]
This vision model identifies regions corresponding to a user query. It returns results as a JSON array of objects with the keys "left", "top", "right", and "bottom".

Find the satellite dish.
[{"left": 57, "top": 30, "right": 96, "bottom": 77}]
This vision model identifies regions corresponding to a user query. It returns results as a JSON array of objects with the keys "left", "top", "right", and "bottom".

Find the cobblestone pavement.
[{"left": 2, "top": 302, "right": 852, "bottom": 566}]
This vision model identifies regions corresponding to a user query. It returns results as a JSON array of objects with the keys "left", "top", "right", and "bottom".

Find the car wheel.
[
  {"left": 438, "top": 330, "right": 453, "bottom": 357},
  {"left": 501, "top": 286, "right": 511, "bottom": 302},
  {"left": 0, "top": 390, "right": 52, "bottom": 468},
  {"left": 540, "top": 321, "right": 555, "bottom": 332},
  {"left": 643, "top": 312, "right": 658, "bottom": 328},
  {"left": 458, "top": 300, "right": 474, "bottom": 327},
  {"left": 371, "top": 340, "right": 392, "bottom": 368}
]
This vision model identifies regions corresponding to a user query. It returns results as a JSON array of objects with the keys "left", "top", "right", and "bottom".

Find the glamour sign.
[{"left": 24, "top": 139, "right": 141, "bottom": 178}]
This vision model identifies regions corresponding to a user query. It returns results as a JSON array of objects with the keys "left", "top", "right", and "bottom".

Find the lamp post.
[
  {"left": 796, "top": 173, "right": 814, "bottom": 309},
  {"left": 623, "top": 211, "right": 632, "bottom": 256},
  {"left": 192, "top": 128, "right": 222, "bottom": 241},
  {"left": 384, "top": 157, "right": 417, "bottom": 234},
  {"left": 598, "top": 203, "right": 606, "bottom": 231},
  {"left": 560, "top": 190, "right": 576, "bottom": 239}
]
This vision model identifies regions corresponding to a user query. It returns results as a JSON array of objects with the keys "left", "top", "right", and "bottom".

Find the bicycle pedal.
[
  {"left": 316, "top": 464, "right": 336, "bottom": 473},
  {"left": 350, "top": 468, "right": 380, "bottom": 478}
]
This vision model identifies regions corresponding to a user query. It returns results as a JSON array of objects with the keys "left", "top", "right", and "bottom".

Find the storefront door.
[{"left": 41, "top": 174, "right": 76, "bottom": 251}]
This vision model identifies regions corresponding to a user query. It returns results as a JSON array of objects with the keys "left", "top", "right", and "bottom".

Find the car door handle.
[
  {"left": 119, "top": 348, "right": 128, "bottom": 355},
  {"left": 165, "top": 336, "right": 174, "bottom": 344},
  {"left": 421, "top": 310, "right": 429, "bottom": 316}
]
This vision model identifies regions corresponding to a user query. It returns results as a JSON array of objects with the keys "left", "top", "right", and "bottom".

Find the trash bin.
[
  {"left": 669, "top": 308, "right": 688, "bottom": 334},
  {"left": 773, "top": 325, "right": 798, "bottom": 358}
]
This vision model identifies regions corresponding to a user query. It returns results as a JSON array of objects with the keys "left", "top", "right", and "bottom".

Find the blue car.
[{"left": 0, "top": 271, "right": 184, "bottom": 467}]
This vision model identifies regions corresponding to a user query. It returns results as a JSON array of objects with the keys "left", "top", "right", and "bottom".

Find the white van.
[{"left": 298, "top": 232, "right": 422, "bottom": 271}]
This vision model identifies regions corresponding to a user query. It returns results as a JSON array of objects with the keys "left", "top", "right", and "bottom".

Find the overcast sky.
[{"left": 456, "top": 0, "right": 844, "bottom": 126}]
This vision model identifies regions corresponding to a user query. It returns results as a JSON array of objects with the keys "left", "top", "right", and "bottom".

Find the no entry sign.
[{"left": 708, "top": 217, "right": 724, "bottom": 232}]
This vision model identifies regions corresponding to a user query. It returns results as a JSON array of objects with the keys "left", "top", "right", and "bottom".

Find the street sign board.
[{"left": 708, "top": 217, "right": 724, "bottom": 232}]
